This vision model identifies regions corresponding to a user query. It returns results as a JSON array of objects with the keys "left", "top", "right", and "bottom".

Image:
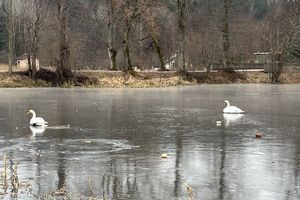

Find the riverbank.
[{"left": 0, "top": 70, "right": 300, "bottom": 88}]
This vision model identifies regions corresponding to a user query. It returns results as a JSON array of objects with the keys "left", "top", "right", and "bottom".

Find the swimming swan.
[
  {"left": 223, "top": 100, "right": 245, "bottom": 114},
  {"left": 27, "top": 109, "right": 48, "bottom": 127}
]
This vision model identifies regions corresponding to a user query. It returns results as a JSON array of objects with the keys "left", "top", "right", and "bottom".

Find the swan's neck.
[
  {"left": 226, "top": 101, "right": 230, "bottom": 107},
  {"left": 31, "top": 111, "right": 36, "bottom": 118}
]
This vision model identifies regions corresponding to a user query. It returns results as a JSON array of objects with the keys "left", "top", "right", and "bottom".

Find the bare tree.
[
  {"left": 186, "top": 0, "right": 221, "bottom": 74},
  {"left": 31, "top": 0, "right": 48, "bottom": 79},
  {"left": 141, "top": 0, "right": 166, "bottom": 71},
  {"left": 2, "top": 0, "right": 299, "bottom": 80},
  {"left": 265, "top": 0, "right": 300, "bottom": 83},
  {"left": 121, "top": 0, "right": 144, "bottom": 73},
  {"left": 176, "top": 0, "right": 188, "bottom": 74},
  {"left": 56, "top": 0, "right": 73, "bottom": 82},
  {"left": 8, "top": 0, "right": 13, "bottom": 74},
  {"left": 106, "top": 0, "right": 118, "bottom": 70},
  {"left": 222, "top": 0, "right": 232, "bottom": 69},
  {"left": 22, "top": 0, "right": 48, "bottom": 79}
]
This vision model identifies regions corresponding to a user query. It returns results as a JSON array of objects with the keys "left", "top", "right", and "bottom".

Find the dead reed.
[{"left": 184, "top": 182, "right": 196, "bottom": 200}]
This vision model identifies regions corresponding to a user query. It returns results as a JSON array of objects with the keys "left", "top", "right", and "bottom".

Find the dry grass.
[
  {"left": 184, "top": 183, "right": 196, "bottom": 200},
  {"left": 0, "top": 70, "right": 299, "bottom": 88},
  {"left": 0, "top": 155, "right": 30, "bottom": 198},
  {"left": 278, "top": 72, "right": 300, "bottom": 83},
  {"left": 0, "top": 73, "right": 50, "bottom": 88},
  {"left": 95, "top": 75, "right": 194, "bottom": 88},
  {"left": 242, "top": 72, "right": 300, "bottom": 84},
  {"left": 203, "top": 71, "right": 300, "bottom": 84},
  {"left": 0, "top": 155, "right": 106, "bottom": 199},
  {"left": 243, "top": 72, "right": 270, "bottom": 83},
  {"left": 60, "top": 71, "right": 195, "bottom": 88}
]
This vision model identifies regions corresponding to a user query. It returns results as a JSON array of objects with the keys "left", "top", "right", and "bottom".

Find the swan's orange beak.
[{"left": 27, "top": 111, "right": 30, "bottom": 114}]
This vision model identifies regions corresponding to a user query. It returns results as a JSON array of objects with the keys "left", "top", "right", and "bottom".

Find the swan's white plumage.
[
  {"left": 28, "top": 110, "right": 48, "bottom": 126},
  {"left": 223, "top": 100, "right": 244, "bottom": 114}
]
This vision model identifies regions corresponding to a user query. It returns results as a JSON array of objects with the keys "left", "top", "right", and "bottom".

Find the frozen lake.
[{"left": 0, "top": 84, "right": 299, "bottom": 199}]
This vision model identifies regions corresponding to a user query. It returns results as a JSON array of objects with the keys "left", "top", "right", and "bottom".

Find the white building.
[{"left": 15, "top": 54, "right": 40, "bottom": 71}]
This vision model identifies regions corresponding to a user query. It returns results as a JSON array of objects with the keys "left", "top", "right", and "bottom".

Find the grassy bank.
[
  {"left": 0, "top": 72, "right": 50, "bottom": 87},
  {"left": 0, "top": 70, "right": 300, "bottom": 88}
]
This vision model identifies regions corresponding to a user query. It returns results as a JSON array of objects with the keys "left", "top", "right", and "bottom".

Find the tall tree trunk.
[
  {"left": 107, "top": 0, "right": 117, "bottom": 70},
  {"left": 151, "top": 34, "right": 165, "bottom": 71},
  {"left": 145, "top": 7, "right": 166, "bottom": 71},
  {"left": 177, "top": 0, "right": 187, "bottom": 74},
  {"left": 31, "top": 0, "right": 42, "bottom": 80},
  {"left": 107, "top": 43, "right": 117, "bottom": 70},
  {"left": 271, "top": 19, "right": 299, "bottom": 83},
  {"left": 32, "top": 51, "right": 37, "bottom": 79},
  {"left": 139, "top": 22, "right": 144, "bottom": 62},
  {"left": 222, "top": 0, "right": 231, "bottom": 68},
  {"left": 25, "top": 27, "right": 32, "bottom": 76},
  {"left": 30, "top": 31, "right": 38, "bottom": 80},
  {"left": 27, "top": 54, "right": 32, "bottom": 76},
  {"left": 57, "top": 0, "right": 72, "bottom": 82},
  {"left": 8, "top": 0, "right": 13, "bottom": 75},
  {"left": 123, "top": 22, "right": 133, "bottom": 72}
]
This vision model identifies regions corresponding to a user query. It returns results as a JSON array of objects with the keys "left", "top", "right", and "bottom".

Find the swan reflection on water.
[
  {"left": 30, "top": 125, "right": 46, "bottom": 137},
  {"left": 223, "top": 113, "right": 244, "bottom": 127}
]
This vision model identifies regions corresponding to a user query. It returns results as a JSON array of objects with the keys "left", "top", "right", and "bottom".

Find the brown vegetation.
[
  {"left": 0, "top": 72, "right": 49, "bottom": 87},
  {"left": 0, "top": 70, "right": 299, "bottom": 88}
]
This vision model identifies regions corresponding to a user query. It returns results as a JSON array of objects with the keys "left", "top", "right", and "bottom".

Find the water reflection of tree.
[
  {"left": 56, "top": 101, "right": 69, "bottom": 190},
  {"left": 218, "top": 127, "right": 226, "bottom": 200},
  {"left": 284, "top": 139, "right": 300, "bottom": 199},
  {"left": 31, "top": 140, "right": 42, "bottom": 196},
  {"left": 174, "top": 132, "right": 183, "bottom": 198},
  {"left": 57, "top": 145, "right": 67, "bottom": 190},
  {"left": 100, "top": 159, "right": 139, "bottom": 199}
]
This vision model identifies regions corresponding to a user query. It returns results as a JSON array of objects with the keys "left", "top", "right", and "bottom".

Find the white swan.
[
  {"left": 27, "top": 109, "right": 48, "bottom": 127},
  {"left": 223, "top": 100, "right": 245, "bottom": 114}
]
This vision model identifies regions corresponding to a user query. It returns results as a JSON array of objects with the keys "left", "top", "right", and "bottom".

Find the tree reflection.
[
  {"left": 57, "top": 145, "right": 67, "bottom": 190},
  {"left": 31, "top": 139, "right": 42, "bottom": 196},
  {"left": 100, "top": 159, "right": 140, "bottom": 199},
  {"left": 218, "top": 127, "right": 226, "bottom": 200},
  {"left": 174, "top": 132, "right": 183, "bottom": 198}
]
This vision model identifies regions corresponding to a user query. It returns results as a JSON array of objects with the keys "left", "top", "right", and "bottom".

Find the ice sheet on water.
[
  {"left": 46, "top": 125, "right": 71, "bottom": 130},
  {"left": 63, "top": 138, "right": 139, "bottom": 152}
]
